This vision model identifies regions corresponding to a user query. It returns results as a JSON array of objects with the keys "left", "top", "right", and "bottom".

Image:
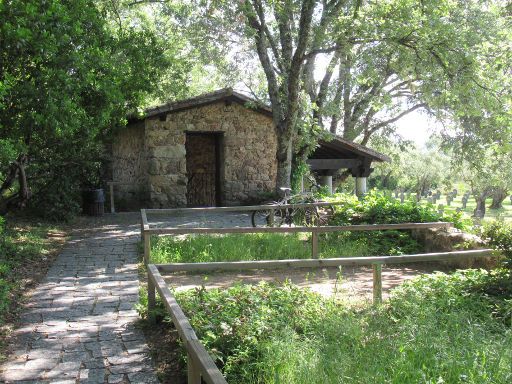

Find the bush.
[
  {"left": 28, "top": 176, "right": 82, "bottom": 222},
  {"left": 176, "top": 282, "right": 331, "bottom": 382},
  {"left": 481, "top": 220, "right": 512, "bottom": 269},
  {"left": 327, "top": 191, "right": 466, "bottom": 229},
  {"left": 390, "top": 269, "right": 512, "bottom": 325},
  {"left": 143, "top": 269, "right": 512, "bottom": 383}
]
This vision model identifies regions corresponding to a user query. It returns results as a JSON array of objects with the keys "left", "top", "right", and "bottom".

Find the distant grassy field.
[{"left": 400, "top": 189, "right": 512, "bottom": 223}]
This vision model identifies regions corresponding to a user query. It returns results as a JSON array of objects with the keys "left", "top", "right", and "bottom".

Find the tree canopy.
[
  {"left": 0, "top": 0, "right": 510, "bottom": 215},
  {"left": 0, "top": 0, "right": 184, "bottom": 219},
  {"left": 161, "top": 0, "right": 511, "bottom": 189}
]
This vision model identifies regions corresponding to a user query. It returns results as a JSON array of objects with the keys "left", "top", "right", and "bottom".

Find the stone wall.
[
  {"left": 111, "top": 121, "right": 148, "bottom": 209},
  {"left": 411, "top": 227, "right": 496, "bottom": 268},
  {"left": 113, "top": 101, "right": 278, "bottom": 208}
]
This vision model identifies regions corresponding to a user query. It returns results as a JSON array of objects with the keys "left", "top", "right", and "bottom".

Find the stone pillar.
[
  {"left": 355, "top": 177, "right": 367, "bottom": 197},
  {"left": 319, "top": 175, "right": 333, "bottom": 195}
]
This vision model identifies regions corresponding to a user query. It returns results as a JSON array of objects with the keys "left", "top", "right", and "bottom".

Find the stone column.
[
  {"left": 355, "top": 177, "right": 367, "bottom": 197},
  {"left": 319, "top": 175, "right": 333, "bottom": 195}
]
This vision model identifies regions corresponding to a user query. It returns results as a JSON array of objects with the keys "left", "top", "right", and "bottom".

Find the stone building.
[{"left": 110, "top": 88, "right": 389, "bottom": 209}]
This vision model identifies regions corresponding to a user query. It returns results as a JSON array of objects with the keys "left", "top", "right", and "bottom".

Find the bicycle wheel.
[{"left": 251, "top": 209, "right": 271, "bottom": 227}]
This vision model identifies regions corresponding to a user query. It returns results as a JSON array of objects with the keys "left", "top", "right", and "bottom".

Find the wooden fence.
[
  {"left": 141, "top": 205, "right": 500, "bottom": 383},
  {"left": 147, "top": 249, "right": 497, "bottom": 384},
  {"left": 147, "top": 264, "right": 228, "bottom": 384},
  {"left": 140, "top": 205, "right": 456, "bottom": 264}
]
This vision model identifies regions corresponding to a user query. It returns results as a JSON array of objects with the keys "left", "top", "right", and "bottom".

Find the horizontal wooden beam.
[
  {"left": 307, "top": 158, "right": 362, "bottom": 170},
  {"left": 144, "top": 222, "right": 453, "bottom": 235},
  {"left": 148, "top": 265, "right": 228, "bottom": 383},
  {"left": 145, "top": 201, "right": 343, "bottom": 215},
  {"left": 188, "top": 340, "right": 228, "bottom": 384},
  {"left": 154, "top": 249, "right": 496, "bottom": 273},
  {"left": 148, "top": 265, "right": 199, "bottom": 342}
]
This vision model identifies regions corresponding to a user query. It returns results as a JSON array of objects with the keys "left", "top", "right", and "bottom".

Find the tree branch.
[{"left": 252, "top": 0, "right": 283, "bottom": 72}]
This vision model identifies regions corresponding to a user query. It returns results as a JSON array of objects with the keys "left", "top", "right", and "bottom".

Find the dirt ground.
[{"left": 163, "top": 263, "right": 445, "bottom": 303}]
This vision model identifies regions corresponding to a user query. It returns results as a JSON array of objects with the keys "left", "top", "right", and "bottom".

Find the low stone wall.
[{"left": 411, "top": 227, "right": 495, "bottom": 268}]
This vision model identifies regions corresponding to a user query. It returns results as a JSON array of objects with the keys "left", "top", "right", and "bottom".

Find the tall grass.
[
  {"left": 150, "top": 230, "right": 422, "bottom": 264},
  {"left": 171, "top": 269, "right": 512, "bottom": 384},
  {"left": 151, "top": 233, "right": 379, "bottom": 264}
]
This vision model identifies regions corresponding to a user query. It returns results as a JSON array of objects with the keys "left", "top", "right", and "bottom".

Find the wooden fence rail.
[
  {"left": 144, "top": 200, "right": 344, "bottom": 214},
  {"left": 147, "top": 265, "right": 228, "bottom": 384},
  {"left": 141, "top": 204, "right": 453, "bottom": 264},
  {"left": 147, "top": 249, "right": 497, "bottom": 384}
]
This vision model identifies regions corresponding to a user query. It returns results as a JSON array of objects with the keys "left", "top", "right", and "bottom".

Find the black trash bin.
[{"left": 82, "top": 188, "right": 105, "bottom": 216}]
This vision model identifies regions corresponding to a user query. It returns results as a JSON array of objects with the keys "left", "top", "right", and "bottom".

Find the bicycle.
[{"left": 251, "top": 187, "right": 333, "bottom": 227}]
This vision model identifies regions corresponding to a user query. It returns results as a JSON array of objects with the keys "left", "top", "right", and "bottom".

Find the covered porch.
[{"left": 307, "top": 137, "right": 390, "bottom": 196}]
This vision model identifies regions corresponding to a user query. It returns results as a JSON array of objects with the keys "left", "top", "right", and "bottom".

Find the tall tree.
[
  {"left": 0, "top": 0, "right": 179, "bottom": 218},
  {"left": 174, "top": 0, "right": 508, "bottom": 189}
]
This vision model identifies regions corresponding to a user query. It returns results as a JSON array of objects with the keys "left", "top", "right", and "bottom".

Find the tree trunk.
[
  {"left": 489, "top": 187, "right": 507, "bottom": 209},
  {"left": 474, "top": 197, "right": 486, "bottom": 218},
  {"left": 275, "top": 126, "right": 293, "bottom": 189},
  {"left": 0, "top": 154, "right": 31, "bottom": 213},
  {"left": 381, "top": 171, "right": 392, "bottom": 189},
  {"left": 473, "top": 189, "right": 492, "bottom": 218},
  {"left": 17, "top": 155, "right": 31, "bottom": 208}
]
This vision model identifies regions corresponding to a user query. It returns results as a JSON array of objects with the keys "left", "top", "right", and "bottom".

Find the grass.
[
  {"left": 413, "top": 189, "right": 512, "bottom": 223},
  {"left": 156, "top": 269, "right": 512, "bottom": 383},
  {"left": 150, "top": 231, "right": 422, "bottom": 264},
  {"left": 0, "top": 218, "right": 66, "bottom": 360}
]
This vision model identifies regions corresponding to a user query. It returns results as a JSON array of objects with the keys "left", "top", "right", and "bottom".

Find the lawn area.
[
  {"left": 143, "top": 269, "right": 512, "bottom": 383},
  {"left": 150, "top": 230, "right": 423, "bottom": 264},
  {"left": 414, "top": 189, "right": 512, "bottom": 223},
  {"left": 0, "top": 218, "right": 66, "bottom": 360}
]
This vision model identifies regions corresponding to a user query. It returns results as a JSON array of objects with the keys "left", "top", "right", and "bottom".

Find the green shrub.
[
  {"left": 390, "top": 269, "right": 512, "bottom": 325},
  {"left": 28, "top": 174, "right": 83, "bottom": 222},
  {"left": 143, "top": 269, "right": 512, "bottom": 383},
  {"left": 481, "top": 220, "right": 512, "bottom": 269},
  {"left": 175, "top": 283, "right": 339, "bottom": 382},
  {"left": 327, "top": 191, "right": 467, "bottom": 229}
]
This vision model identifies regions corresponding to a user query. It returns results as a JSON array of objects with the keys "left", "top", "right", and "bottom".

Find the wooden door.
[{"left": 186, "top": 133, "right": 220, "bottom": 207}]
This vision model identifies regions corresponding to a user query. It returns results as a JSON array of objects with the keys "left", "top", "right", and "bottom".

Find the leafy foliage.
[
  {"left": 391, "top": 269, "right": 512, "bottom": 328},
  {"left": 481, "top": 221, "right": 512, "bottom": 269},
  {"left": 328, "top": 191, "right": 467, "bottom": 229},
  {"left": 142, "top": 269, "right": 512, "bottom": 383},
  {"left": 0, "top": 0, "right": 180, "bottom": 219},
  {"left": 168, "top": 0, "right": 510, "bottom": 188}
]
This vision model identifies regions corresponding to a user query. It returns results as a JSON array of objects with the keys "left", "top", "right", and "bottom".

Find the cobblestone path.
[{"left": 0, "top": 218, "right": 159, "bottom": 383}]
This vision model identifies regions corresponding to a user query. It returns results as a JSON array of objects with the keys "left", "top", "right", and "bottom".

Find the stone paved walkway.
[{"left": 0, "top": 216, "right": 159, "bottom": 383}]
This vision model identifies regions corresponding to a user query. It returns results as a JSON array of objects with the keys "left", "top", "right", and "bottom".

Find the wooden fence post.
[
  {"left": 144, "top": 232, "right": 151, "bottom": 265},
  {"left": 269, "top": 208, "right": 275, "bottom": 227},
  {"left": 109, "top": 182, "right": 115, "bottom": 213},
  {"left": 311, "top": 231, "right": 319, "bottom": 259},
  {"left": 148, "top": 276, "right": 156, "bottom": 323},
  {"left": 372, "top": 263, "right": 382, "bottom": 304},
  {"left": 187, "top": 353, "right": 201, "bottom": 384}
]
